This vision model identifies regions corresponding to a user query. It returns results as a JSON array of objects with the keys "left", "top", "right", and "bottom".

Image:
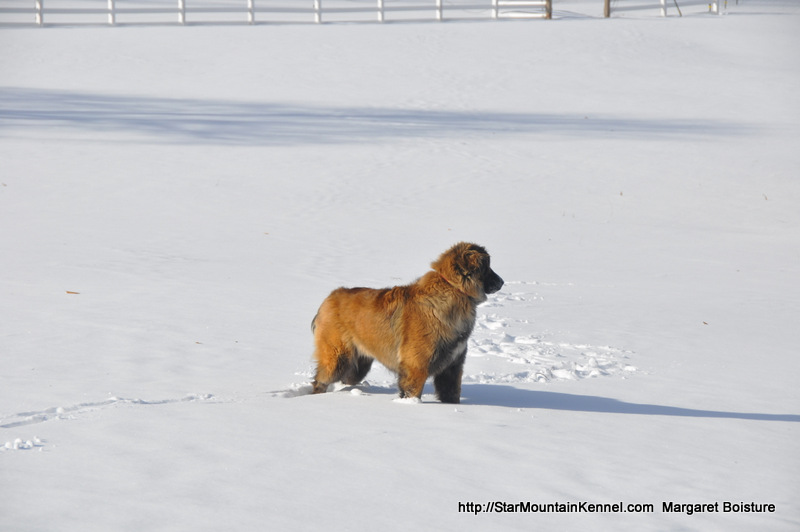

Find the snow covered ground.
[{"left": 1, "top": 1, "right": 799, "bottom": 530}]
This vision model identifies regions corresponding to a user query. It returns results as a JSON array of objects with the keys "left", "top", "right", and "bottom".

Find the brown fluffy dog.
[{"left": 310, "top": 242, "right": 503, "bottom": 403}]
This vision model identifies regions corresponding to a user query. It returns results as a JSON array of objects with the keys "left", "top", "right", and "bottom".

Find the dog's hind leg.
[
  {"left": 312, "top": 344, "right": 354, "bottom": 394},
  {"left": 311, "top": 360, "right": 334, "bottom": 394},
  {"left": 341, "top": 353, "right": 374, "bottom": 386}
]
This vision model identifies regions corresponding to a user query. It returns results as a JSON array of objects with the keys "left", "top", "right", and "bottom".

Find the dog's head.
[{"left": 432, "top": 242, "right": 504, "bottom": 302}]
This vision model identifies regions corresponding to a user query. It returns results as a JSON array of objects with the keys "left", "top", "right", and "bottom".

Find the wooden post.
[
  {"left": 660, "top": 0, "right": 667, "bottom": 16},
  {"left": 314, "top": 0, "right": 321, "bottom": 23},
  {"left": 603, "top": 0, "right": 610, "bottom": 18},
  {"left": 248, "top": 0, "right": 254, "bottom": 24},
  {"left": 178, "top": 0, "right": 186, "bottom": 24},
  {"left": 492, "top": 0, "right": 498, "bottom": 19},
  {"left": 35, "top": 0, "right": 43, "bottom": 25},
  {"left": 545, "top": 0, "right": 551, "bottom": 19},
  {"left": 377, "top": 0, "right": 383, "bottom": 22},
  {"left": 436, "top": 0, "right": 442, "bottom": 20},
  {"left": 108, "top": 0, "right": 115, "bottom": 24}
]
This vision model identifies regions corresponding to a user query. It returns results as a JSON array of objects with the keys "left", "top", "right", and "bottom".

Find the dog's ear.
[
  {"left": 469, "top": 249, "right": 487, "bottom": 273},
  {"left": 456, "top": 249, "right": 483, "bottom": 278},
  {"left": 432, "top": 242, "right": 491, "bottom": 301},
  {"left": 452, "top": 244, "right": 488, "bottom": 279},
  {"left": 432, "top": 242, "right": 487, "bottom": 278}
]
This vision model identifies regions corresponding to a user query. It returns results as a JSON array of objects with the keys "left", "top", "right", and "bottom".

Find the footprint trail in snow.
[
  {"left": 467, "top": 282, "right": 637, "bottom": 384},
  {"left": 1, "top": 394, "right": 215, "bottom": 451}
]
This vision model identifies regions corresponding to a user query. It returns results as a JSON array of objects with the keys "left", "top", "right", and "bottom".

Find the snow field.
[{"left": 2, "top": 1, "right": 800, "bottom": 530}]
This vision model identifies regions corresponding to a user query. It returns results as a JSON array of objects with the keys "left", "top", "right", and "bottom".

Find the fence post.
[
  {"left": 603, "top": 0, "right": 610, "bottom": 17},
  {"left": 314, "top": 0, "right": 321, "bottom": 23},
  {"left": 248, "top": 0, "right": 254, "bottom": 24},
  {"left": 35, "top": 0, "right": 43, "bottom": 25},
  {"left": 491, "top": 0, "right": 498, "bottom": 19},
  {"left": 377, "top": 0, "right": 383, "bottom": 22},
  {"left": 108, "top": 0, "right": 115, "bottom": 24},
  {"left": 436, "top": 0, "right": 442, "bottom": 20},
  {"left": 178, "top": 0, "right": 185, "bottom": 24},
  {"left": 660, "top": 0, "right": 667, "bottom": 16},
  {"left": 545, "top": 0, "right": 551, "bottom": 19}
]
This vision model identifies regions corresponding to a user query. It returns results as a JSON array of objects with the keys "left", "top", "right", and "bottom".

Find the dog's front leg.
[
  {"left": 397, "top": 359, "right": 428, "bottom": 400},
  {"left": 433, "top": 350, "right": 466, "bottom": 404}
]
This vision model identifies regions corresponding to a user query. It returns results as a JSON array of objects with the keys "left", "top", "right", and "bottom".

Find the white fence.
[
  {"left": 604, "top": 0, "right": 729, "bottom": 17},
  {"left": 0, "top": 0, "right": 552, "bottom": 25}
]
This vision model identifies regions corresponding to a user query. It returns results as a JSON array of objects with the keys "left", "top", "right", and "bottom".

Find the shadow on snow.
[
  {"left": 0, "top": 87, "right": 753, "bottom": 145},
  {"left": 461, "top": 384, "right": 800, "bottom": 422}
]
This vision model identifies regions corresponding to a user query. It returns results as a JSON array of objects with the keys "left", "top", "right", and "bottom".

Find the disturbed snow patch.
[
  {"left": 271, "top": 383, "right": 315, "bottom": 398},
  {"left": 0, "top": 394, "right": 215, "bottom": 430},
  {"left": 466, "top": 283, "right": 636, "bottom": 384},
  {"left": 2, "top": 437, "right": 46, "bottom": 452}
]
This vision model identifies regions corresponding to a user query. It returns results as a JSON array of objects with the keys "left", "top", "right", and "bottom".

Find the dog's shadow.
[
  {"left": 460, "top": 384, "right": 800, "bottom": 422},
  {"left": 286, "top": 382, "right": 799, "bottom": 422}
]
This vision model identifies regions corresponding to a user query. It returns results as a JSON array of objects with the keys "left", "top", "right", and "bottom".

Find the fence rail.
[
  {"left": 604, "top": 0, "right": 728, "bottom": 17},
  {"left": 0, "top": 0, "right": 552, "bottom": 25}
]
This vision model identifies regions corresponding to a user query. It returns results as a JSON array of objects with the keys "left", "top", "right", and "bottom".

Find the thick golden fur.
[{"left": 310, "top": 242, "right": 503, "bottom": 403}]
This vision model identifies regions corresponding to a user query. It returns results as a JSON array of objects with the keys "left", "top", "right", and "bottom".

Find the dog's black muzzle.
[{"left": 485, "top": 270, "right": 504, "bottom": 294}]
